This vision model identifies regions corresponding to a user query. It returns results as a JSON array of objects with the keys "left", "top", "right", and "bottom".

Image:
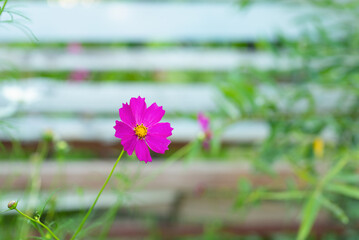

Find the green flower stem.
[
  {"left": 99, "top": 141, "right": 195, "bottom": 240},
  {"left": 20, "top": 139, "right": 50, "bottom": 239},
  {"left": 15, "top": 208, "right": 59, "bottom": 240},
  {"left": 71, "top": 149, "right": 125, "bottom": 240}
]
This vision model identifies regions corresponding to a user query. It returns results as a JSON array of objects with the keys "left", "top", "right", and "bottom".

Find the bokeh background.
[{"left": 1, "top": 0, "right": 359, "bottom": 239}]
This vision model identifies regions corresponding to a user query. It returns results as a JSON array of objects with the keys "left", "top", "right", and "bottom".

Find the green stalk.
[
  {"left": 19, "top": 139, "right": 49, "bottom": 239},
  {"left": 0, "top": 0, "right": 8, "bottom": 16},
  {"left": 71, "top": 149, "right": 125, "bottom": 240},
  {"left": 15, "top": 208, "right": 59, "bottom": 240}
]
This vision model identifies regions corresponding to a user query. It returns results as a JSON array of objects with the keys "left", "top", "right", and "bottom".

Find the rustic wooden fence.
[{"left": 0, "top": 1, "right": 341, "bottom": 238}]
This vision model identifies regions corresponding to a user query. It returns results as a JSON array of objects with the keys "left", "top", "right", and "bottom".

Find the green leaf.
[
  {"left": 234, "top": 179, "right": 252, "bottom": 209},
  {"left": 334, "top": 174, "right": 359, "bottom": 184},
  {"left": 238, "top": 0, "right": 251, "bottom": 8},
  {"left": 262, "top": 191, "right": 306, "bottom": 201},
  {"left": 327, "top": 183, "right": 359, "bottom": 200},
  {"left": 319, "top": 196, "right": 348, "bottom": 224},
  {"left": 320, "top": 156, "right": 349, "bottom": 187},
  {"left": 297, "top": 192, "right": 322, "bottom": 240}
]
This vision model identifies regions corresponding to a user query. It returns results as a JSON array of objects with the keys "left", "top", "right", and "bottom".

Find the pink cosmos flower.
[
  {"left": 67, "top": 42, "right": 83, "bottom": 54},
  {"left": 69, "top": 69, "right": 89, "bottom": 82},
  {"left": 198, "top": 112, "right": 212, "bottom": 150},
  {"left": 66, "top": 43, "right": 90, "bottom": 82},
  {"left": 113, "top": 97, "right": 173, "bottom": 163}
]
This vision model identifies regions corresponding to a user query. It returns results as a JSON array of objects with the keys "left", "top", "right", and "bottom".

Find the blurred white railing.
[{"left": 0, "top": 2, "right": 314, "bottom": 43}]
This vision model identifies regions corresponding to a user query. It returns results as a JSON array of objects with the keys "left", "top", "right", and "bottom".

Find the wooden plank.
[
  {"left": 1, "top": 188, "right": 337, "bottom": 237},
  {"left": 1, "top": 190, "right": 176, "bottom": 212},
  {"left": 0, "top": 2, "right": 311, "bottom": 43},
  {"left": 0, "top": 80, "right": 352, "bottom": 115},
  {"left": 0, "top": 80, "right": 349, "bottom": 143},
  {"left": 0, "top": 48, "right": 293, "bottom": 71},
  {"left": 0, "top": 161, "right": 339, "bottom": 236},
  {"left": 0, "top": 117, "right": 268, "bottom": 143},
  {"left": 180, "top": 196, "right": 330, "bottom": 225},
  {"left": 0, "top": 161, "right": 308, "bottom": 191},
  {"left": 104, "top": 220, "right": 343, "bottom": 238},
  {"left": 0, "top": 80, "right": 220, "bottom": 114}
]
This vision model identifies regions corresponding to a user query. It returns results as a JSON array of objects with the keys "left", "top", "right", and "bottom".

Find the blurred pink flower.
[
  {"left": 69, "top": 69, "right": 89, "bottom": 82},
  {"left": 66, "top": 43, "right": 89, "bottom": 82},
  {"left": 67, "top": 42, "right": 83, "bottom": 54},
  {"left": 198, "top": 112, "right": 212, "bottom": 149},
  {"left": 114, "top": 97, "right": 173, "bottom": 163}
]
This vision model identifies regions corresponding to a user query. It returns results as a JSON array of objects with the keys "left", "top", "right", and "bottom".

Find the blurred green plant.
[
  {"left": 0, "top": 0, "right": 37, "bottom": 40},
  {"left": 228, "top": 0, "right": 359, "bottom": 239},
  {"left": 0, "top": 0, "right": 8, "bottom": 16},
  {"left": 3, "top": 0, "right": 359, "bottom": 239}
]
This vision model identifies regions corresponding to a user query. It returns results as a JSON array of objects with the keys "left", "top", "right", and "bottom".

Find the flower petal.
[
  {"left": 114, "top": 120, "right": 135, "bottom": 139},
  {"left": 148, "top": 122, "right": 173, "bottom": 137},
  {"left": 135, "top": 139, "right": 152, "bottom": 163},
  {"left": 121, "top": 135, "right": 137, "bottom": 156},
  {"left": 145, "top": 135, "right": 171, "bottom": 154},
  {"left": 119, "top": 103, "right": 136, "bottom": 128},
  {"left": 142, "top": 103, "right": 165, "bottom": 127},
  {"left": 130, "top": 96, "right": 147, "bottom": 124},
  {"left": 198, "top": 112, "right": 210, "bottom": 131}
]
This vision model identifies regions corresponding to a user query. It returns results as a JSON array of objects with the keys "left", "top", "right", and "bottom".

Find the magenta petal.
[
  {"left": 119, "top": 103, "right": 136, "bottom": 128},
  {"left": 135, "top": 139, "right": 152, "bottom": 163},
  {"left": 121, "top": 135, "right": 137, "bottom": 156},
  {"left": 114, "top": 120, "right": 137, "bottom": 155},
  {"left": 114, "top": 120, "right": 135, "bottom": 139},
  {"left": 146, "top": 135, "right": 171, "bottom": 154},
  {"left": 148, "top": 122, "right": 173, "bottom": 137},
  {"left": 142, "top": 103, "right": 165, "bottom": 127},
  {"left": 130, "top": 96, "right": 147, "bottom": 124},
  {"left": 198, "top": 112, "right": 210, "bottom": 131}
]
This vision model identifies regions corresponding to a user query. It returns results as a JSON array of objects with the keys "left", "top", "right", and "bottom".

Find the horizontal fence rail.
[
  {"left": 0, "top": 48, "right": 294, "bottom": 72},
  {"left": 0, "top": 160, "right": 333, "bottom": 233},
  {"left": 0, "top": 81, "right": 352, "bottom": 114},
  {"left": 0, "top": 2, "right": 318, "bottom": 43},
  {"left": 0, "top": 117, "right": 269, "bottom": 143},
  {"left": 0, "top": 160, "right": 323, "bottom": 191},
  {"left": 0, "top": 80, "right": 221, "bottom": 114},
  {"left": 0, "top": 81, "right": 350, "bottom": 142}
]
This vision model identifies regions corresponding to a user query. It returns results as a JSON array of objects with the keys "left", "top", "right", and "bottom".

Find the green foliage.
[
  {"left": 319, "top": 196, "right": 348, "bottom": 224},
  {"left": 2, "top": 0, "right": 359, "bottom": 239},
  {"left": 226, "top": 0, "right": 359, "bottom": 239},
  {"left": 0, "top": 0, "right": 37, "bottom": 40},
  {"left": 297, "top": 191, "right": 321, "bottom": 240},
  {"left": 0, "top": 0, "right": 8, "bottom": 16}
]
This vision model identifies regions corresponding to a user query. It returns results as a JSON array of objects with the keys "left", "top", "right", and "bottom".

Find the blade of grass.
[
  {"left": 327, "top": 183, "right": 359, "bottom": 200},
  {"left": 261, "top": 191, "right": 306, "bottom": 200},
  {"left": 0, "top": 0, "right": 8, "bottom": 16},
  {"left": 297, "top": 191, "right": 321, "bottom": 240},
  {"left": 319, "top": 196, "right": 348, "bottom": 224}
]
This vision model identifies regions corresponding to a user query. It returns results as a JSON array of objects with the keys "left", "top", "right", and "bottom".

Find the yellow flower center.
[{"left": 134, "top": 124, "right": 147, "bottom": 139}]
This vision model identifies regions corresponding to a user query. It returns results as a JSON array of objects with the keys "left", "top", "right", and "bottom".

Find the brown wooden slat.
[
  {"left": 0, "top": 160, "right": 306, "bottom": 191},
  {"left": 1, "top": 160, "right": 343, "bottom": 238},
  {"left": 102, "top": 219, "right": 343, "bottom": 239}
]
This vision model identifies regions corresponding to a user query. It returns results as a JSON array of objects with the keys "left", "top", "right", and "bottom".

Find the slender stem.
[
  {"left": 20, "top": 139, "right": 49, "bottom": 239},
  {"left": 71, "top": 149, "right": 125, "bottom": 240},
  {"left": 98, "top": 199, "right": 123, "bottom": 240},
  {"left": 136, "top": 140, "right": 196, "bottom": 189},
  {"left": 15, "top": 208, "right": 59, "bottom": 240},
  {"left": 0, "top": 0, "right": 8, "bottom": 16},
  {"left": 99, "top": 141, "right": 195, "bottom": 239}
]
